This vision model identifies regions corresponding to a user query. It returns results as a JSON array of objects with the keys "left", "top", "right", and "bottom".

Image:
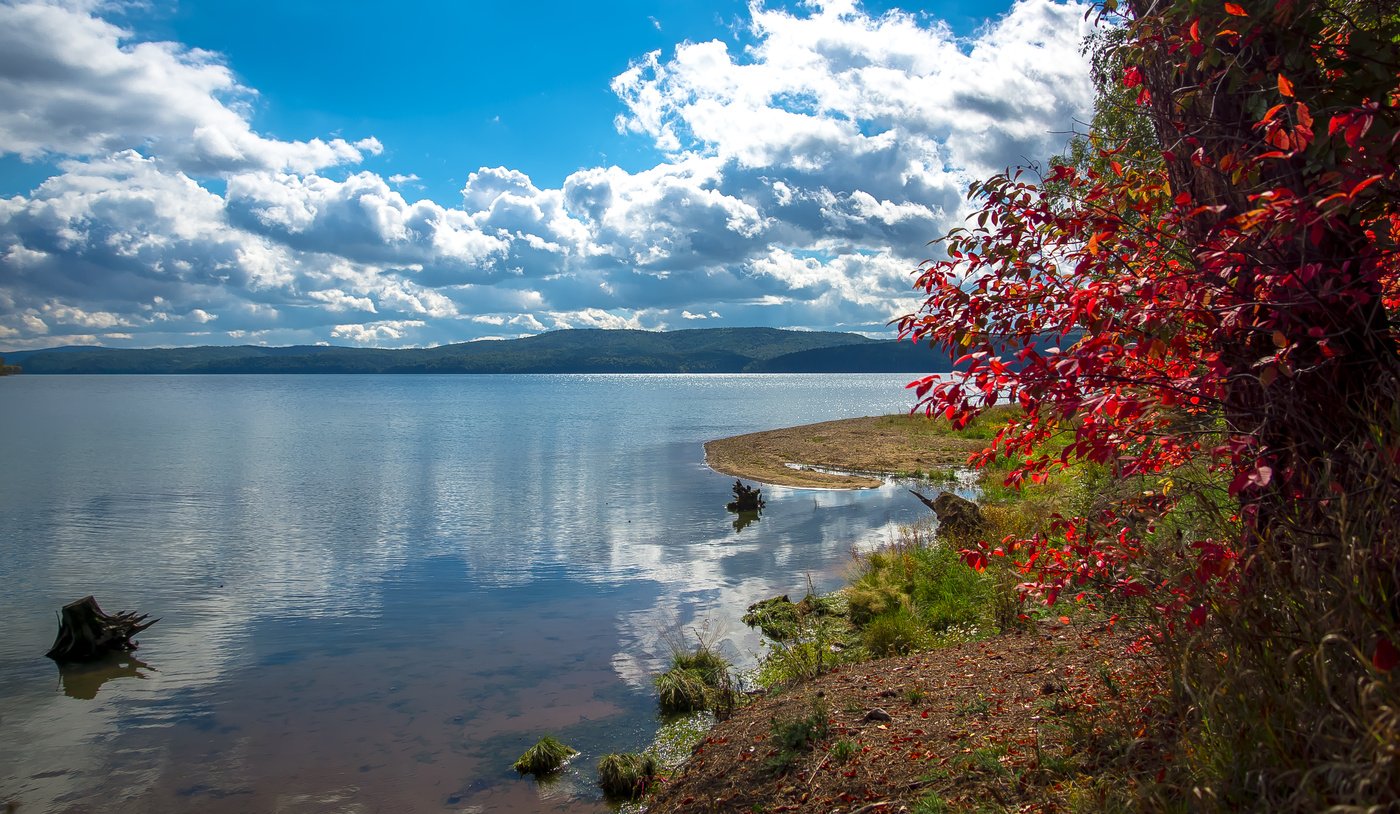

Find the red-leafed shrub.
[{"left": 902, "top": 1, "right": 1399, "bottom": 808}]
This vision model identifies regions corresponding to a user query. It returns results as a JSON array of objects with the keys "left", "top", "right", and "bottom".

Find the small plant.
[
  {"left": 512, "top": 735, "right": 576, "bottom": 776},
  {"left": 743, "top": 592, "right": 845, "bottom": 641},
  {"left": 596, "top": 752, "right": 658, "bottom": 799},
  {"left": 956, "top": 696, "right": 991, "bottom": 717},
  {"left": 764, "top": 696, "right": 831, "bottom": 775},
  {"left": 905, "top": 687, "right": 926, "bottom": 705},
  {"left": 829, "top": 738, "right": 857, "bottom": 763},
  {"left": 912, "top": 795, "right": 952, "bottom": 814},
  {"left": 1097, "top": 662, "right": 1121, "bottom": 698}
]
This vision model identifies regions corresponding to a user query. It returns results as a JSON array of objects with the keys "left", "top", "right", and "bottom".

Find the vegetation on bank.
[{"left": 649, "top": 407, "right": 1155, "bottom": 812}]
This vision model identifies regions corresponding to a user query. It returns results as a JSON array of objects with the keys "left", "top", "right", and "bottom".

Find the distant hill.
[
  {"left": 751, "top": 340, "right": 951, "bottom": 373},
  {"left": 3, "top": 328, "right": 953, "bottom": 375}
]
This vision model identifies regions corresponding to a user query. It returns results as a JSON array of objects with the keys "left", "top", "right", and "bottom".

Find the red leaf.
[
  {"left": 1224, "top": 2, "right": 1247, "bottom": 14},
  {"left": 1349, "top": 175, "right": 1383, "bottom": 199},
  {"left": 1373, "top": 638, "right": 1399, "bottom": 672},
  {"left": 1277, "top": 74, "right": 1294, "bottom": 97}
]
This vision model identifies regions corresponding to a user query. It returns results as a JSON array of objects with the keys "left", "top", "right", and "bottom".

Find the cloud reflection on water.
[{"left": 0, "top": 373, "right": 942, "bottom": 813}]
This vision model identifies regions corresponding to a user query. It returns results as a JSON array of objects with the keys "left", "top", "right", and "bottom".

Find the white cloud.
[
  {"left": 331, "top": 319, "right": 426, "bottom": 344},
  {"left": 307, "top": 289, "right": 376, "bottom": 314},
  {"left": 0, "top": 2, "right": 380, "bottom": 175},
  {"left": 548, "top": 308, "right": 653, "bottom": 331},
  {"left": 0, "top": 0, "right": 1093, "bottom": 349}
]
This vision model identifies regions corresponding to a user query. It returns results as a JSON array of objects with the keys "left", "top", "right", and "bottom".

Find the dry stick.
[{"left": 847, "top": 802, "right": 893, "bottom": 814}]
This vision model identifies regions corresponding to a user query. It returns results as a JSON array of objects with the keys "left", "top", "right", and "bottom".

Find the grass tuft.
[
  {"left": 512, "top": 735, "right": 576, "bottom": 776},
  {"left": 597, "top": 752, "right": 659, "bottom": 799}
]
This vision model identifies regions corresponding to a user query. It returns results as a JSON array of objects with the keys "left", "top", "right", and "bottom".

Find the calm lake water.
[{"left": 0, "top": 374, "right": 948, "bottom": 813}]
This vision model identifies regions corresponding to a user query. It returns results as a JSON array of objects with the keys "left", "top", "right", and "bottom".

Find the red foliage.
[{"left": 900, "top": 0, "right": 1400, "bottom": 627}]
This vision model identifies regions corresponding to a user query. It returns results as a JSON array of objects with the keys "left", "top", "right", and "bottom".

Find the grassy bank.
[{"left": 703, "top": 410, "right": 1013, "bottom": 489}]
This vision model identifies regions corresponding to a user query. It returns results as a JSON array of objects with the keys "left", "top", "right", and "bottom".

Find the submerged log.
[{"left": 45, "top": 596, "right": 158, "bottom": 663}]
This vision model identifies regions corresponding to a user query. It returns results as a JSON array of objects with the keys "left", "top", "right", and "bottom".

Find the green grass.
[
  {"left": 597, "top": 752, "right": 659, "bottom": 799},
  {"left": 655, "top": 667, "right": 712, "bottom": 714},
  {"left": 512, "top": 735, "right": 576, "bottom": 776},
  {"left": 829, "top": 738, "right": 857, "bottom": 763},
  {"left": 655, "top": 643, "right": 737, "bottom": 714}
]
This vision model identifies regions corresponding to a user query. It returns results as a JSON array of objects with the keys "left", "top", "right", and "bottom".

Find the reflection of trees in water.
[{"left": 57, "top": 653, "right": 152, "bottom": 700}]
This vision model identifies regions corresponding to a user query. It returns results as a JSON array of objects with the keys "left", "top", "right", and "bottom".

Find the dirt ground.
[{"left": 645, "top": 622, "right": 1135, "bottom": 814}]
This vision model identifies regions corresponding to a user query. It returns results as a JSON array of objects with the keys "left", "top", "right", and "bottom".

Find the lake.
[{"left": 0, "top": 374, "right": 948, "bottom": 813}]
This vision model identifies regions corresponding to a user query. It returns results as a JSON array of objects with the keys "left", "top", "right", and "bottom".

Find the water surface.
[{"left": 0, "top": 374, "right": 947, "bottom": 812}]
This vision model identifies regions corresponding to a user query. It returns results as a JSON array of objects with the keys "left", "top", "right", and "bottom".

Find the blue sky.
[{"left": 0, "top": 0, "right": 1095, "bottom": 349}]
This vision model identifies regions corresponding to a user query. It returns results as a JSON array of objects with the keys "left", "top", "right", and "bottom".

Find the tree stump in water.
[
  {"left": 45, "top": 596, "right": 158, "bottom": 663},
  {"left": 726, "top": 480, "right": 766, "bottom": 513}
]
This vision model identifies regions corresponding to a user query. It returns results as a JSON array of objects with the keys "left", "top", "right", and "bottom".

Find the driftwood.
[
  {"left": 45, "top": 596, "right": 158, "bottom": 663},
  {"left": 726, "top": 480, "right": 766, "bottom": 513},
  {"left": 909, "top": 489, "right": 984, "bottom": 539}
]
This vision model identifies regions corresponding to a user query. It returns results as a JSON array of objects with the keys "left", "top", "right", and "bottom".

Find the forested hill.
[{"left": 3, "top": 328, "right": 955, "bottom": 374}]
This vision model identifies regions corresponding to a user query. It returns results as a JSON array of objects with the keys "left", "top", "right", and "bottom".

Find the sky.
[{"left": 0, "top": 0, "right": 1096, "bottom": 350}]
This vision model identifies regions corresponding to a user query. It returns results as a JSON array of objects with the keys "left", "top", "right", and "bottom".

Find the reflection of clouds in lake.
[
  {"left": 604, "top": 476, "right": 937, "bottom": 690},
  {"left": 0, "top": 373, "right": 933, "bottom": 812}
]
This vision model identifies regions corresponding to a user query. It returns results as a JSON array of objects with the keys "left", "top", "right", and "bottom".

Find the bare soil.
[
  {"left": 646, "top": 622, "right": 1135, "bottom": 814},
  {"left": 704, "top": 415, "right": 987, "bottom": 489}
]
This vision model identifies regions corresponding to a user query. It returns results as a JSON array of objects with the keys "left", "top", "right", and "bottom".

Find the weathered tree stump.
[
  {"left": 45, "top": 596, "right": 158, "bottom": 663},
  {"left": 909, "top": 489, "right": 984, "bottom": 539},
  {"left": 726, "top": 479, "right": 766, "bottom": 513}
]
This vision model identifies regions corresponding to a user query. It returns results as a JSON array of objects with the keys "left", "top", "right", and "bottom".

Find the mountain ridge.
[{"left": 3, "top": 328, "right": 953, "bottom": 375}]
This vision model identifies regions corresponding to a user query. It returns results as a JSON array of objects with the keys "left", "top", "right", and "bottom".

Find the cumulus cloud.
[
  {"left": 0, "top": 1, "right": 380, "bottom": 175},
  {"left": 0, "top": 0, "right": 1094, "bottom": 349},
  {"left": 331, "top": 319, "right": 426, "bottom": 344}
]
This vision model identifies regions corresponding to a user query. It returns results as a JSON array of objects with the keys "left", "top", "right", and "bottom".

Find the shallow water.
[{"left": 0, "top": 373, "right": 959, "bottom": 812}]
